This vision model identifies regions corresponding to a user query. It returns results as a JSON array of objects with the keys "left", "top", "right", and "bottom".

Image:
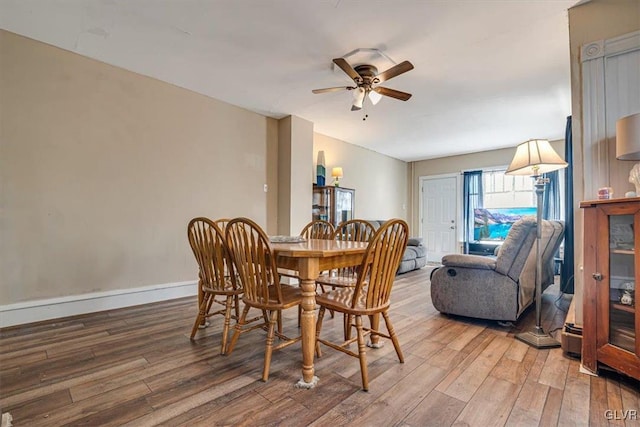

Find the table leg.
[{"left": 295, "top": 260, "right": 319, "bottom": 389}]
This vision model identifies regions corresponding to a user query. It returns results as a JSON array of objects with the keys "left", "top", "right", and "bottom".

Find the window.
[{"left": 482, "top": 169, "right": 535, "bottom": 208}]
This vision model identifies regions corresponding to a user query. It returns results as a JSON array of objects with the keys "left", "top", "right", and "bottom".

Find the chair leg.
[
  {"left": 190, "top": 292, "right": 210, "bottom": 339},
  {"left": 315, "top": 307, "right": 326, "bottom": 358},
  {"left": 226, "top": 304, "right": 250, "bottom": 356},
  {"left": 355, "top": 315, "right": 369, "bottom": 391},
  {"left": 233, "top": 294, "right": 240, "bottom": 319},
  {"left": 344, "top": 314, "right": 352, "bottom": 341},
  {"left": 382, "top": 311, "right": 404, "bottom": 363},
  {"left": 220, "top": 295, "right": 233, "bottom": 355},
  {"left": 263, "top": 310, "right": 278, "bottom": 382}
]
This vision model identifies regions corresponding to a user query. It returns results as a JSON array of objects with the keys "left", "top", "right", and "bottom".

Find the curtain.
[
  {"left": 463, "top": 170, "right": 483, "bottom": 253},
  {"left": 542, "top": 170, "right": 560, "bottom": 220},
  {"left": 561, "top": 116, "right": 575, "bottom": 294}
]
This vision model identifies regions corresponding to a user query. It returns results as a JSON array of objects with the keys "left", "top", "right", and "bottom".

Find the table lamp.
[
  {"left": 506, "top": 139, "right": 568, "bottom": 349},
  {"left": 332, "top": 167, "right": 343, "bottom": 187},
  {"left": 616, "top": 112, "right": 640, "bottom": 195}
]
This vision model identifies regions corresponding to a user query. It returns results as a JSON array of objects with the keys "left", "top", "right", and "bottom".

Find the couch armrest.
[
  {"left": 441, "top": 254, "right": 496, "bottom": 270},
  {"left": 407, "top": 237, "right": 423, "bottom": 246}
]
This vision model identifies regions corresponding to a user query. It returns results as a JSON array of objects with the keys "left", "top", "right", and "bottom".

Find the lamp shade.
[
  {"left": 616, "top": 112, "right": 640, "bottom": 161},
  {"left": 331, "top": 167, "right": 343, "bottom": 178},
  {"left": 505, "top": 139, "right": 568, "bottom": 176},
  {"left": 352, "top": 88, "right": 365, "bottom": 110},
  {"left": 368, "top": 90, "right": 382, "bottom": 105}
]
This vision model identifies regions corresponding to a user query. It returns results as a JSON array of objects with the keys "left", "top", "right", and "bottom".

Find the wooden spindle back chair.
[
  {"left": 315, "top": 218, "right": 409, "bottom": 391},
  {"left": 187, "top": 217, "right": 243, "bottom": 354},
  {"left": 300, "top": 219, "right": 335, "bottom": 240},
  {"left": 224, "top": 217, "right": 302, "bottom": 381}
]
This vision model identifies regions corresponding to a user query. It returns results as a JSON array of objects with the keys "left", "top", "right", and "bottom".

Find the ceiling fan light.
[
  {"left": 368, "top": 90, "right": 382, "bottom": 105},
  {"left": 352, "top": 87, "right": 365, "bottom": 109}
]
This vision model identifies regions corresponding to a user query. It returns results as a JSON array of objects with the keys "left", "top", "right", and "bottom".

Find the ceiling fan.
[{"left": 312, "top": 57, "right": 414, "bottom": 111}]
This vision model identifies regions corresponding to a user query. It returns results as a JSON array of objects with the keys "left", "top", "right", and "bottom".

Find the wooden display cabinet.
[
  {"left": 581, "top": 198, "right": 640, "bottom": 380},
  {"left": 312, "top": 185, "right": 355, "bottom": 227}
]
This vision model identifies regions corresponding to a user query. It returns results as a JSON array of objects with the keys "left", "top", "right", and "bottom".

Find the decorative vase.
[{"left": 316, "top": 151, "right": 326, "bottom": 186}]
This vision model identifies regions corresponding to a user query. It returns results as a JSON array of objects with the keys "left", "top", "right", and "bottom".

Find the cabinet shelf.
[
  {"left": 611, "top": 249, "right": 635, "bottom": 255},
  {"left": 611, "top": 302, "right": 635, "bottom": 314}
]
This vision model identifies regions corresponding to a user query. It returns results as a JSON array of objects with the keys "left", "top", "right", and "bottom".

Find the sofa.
[
  {"left": 429, "top": 217, "right": 564, "bottom": 322},
  {"left": 367, "top": 220, "right": 427, "bottom": 274}
]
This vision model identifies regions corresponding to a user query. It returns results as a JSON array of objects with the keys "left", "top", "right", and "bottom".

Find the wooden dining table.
[{"left": 271, "top": 238, "right": 368, "bottom": 388}]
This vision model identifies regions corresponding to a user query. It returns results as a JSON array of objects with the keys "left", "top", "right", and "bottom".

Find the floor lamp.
[{"left": 506, "top": 139, "right": 568, "bottom": 349}]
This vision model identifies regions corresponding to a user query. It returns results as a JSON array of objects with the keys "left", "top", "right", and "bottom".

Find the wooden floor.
[{"left": 1, "top": 268, "right": 638, "bottom": 426}]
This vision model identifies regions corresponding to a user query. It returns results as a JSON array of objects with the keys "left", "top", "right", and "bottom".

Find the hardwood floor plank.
[
  {"left": 350, "top": 362, "right": 447, "bottom": 426},
  {"left": 538, "top": 346, "right": 570, "bottom": 390},
  {"left": 0, "top": 350, "right": 47, "bottom": 370},
  {"left": 506, "top": 380, "right": 550, "bottom": 426},
  {"left": 590, "top": 374, "right": 611, "bottom": 427},
  {"left": 2, "top": 389, "right": 72, "bottom": 422},
  {"left": 606, "top": 376, "right": 628, "bottom": 427},
  {"left": 170, "top": 389, "right": 272, "bottom": 426},
  {"left": 19, "top": 381, "right": 152, "bottom": 427},
  {"left": 400, "top": 389, "right": 466, "bottom": 427},
  {"left": 308, "top": 352, "right": 426, "bottom": 426},
  {"left": 447, "top": 323, "right": 485, "bottom": 351},
  {"left": 452, "top": 376, "right": 520, "bottom": 427},
  {"left": 0, "top": 357, "right": 148, "bottom": 408},
  {"left": 539, "top": 384, "right": 563, "bottom": 427},
  {"left": 119, "top": 374, "right": 257, "bottom": 427},
  {"left": 442, "top": 335, "right": 511, "bottom": 402},
  {"left": 557, "top": 358, "right": 591, "bottom": 426}
]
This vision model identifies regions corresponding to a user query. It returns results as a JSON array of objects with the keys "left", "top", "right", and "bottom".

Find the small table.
[{"left": 271, "top": 238, "right": 368, "bottom": 388}]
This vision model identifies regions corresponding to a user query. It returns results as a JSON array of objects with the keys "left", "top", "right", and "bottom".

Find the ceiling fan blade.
[
  {"left": 373, "top": 86, "right": 412, "bottom": 101},
  {"left": 333, "top": 58, "right": 361, "bottom": 82},
  {"left": 312, "top": 86, "right": 355, "bottom": 94},
  {"left": 375, "top": 61, "right": 414, "bottom": 83}
]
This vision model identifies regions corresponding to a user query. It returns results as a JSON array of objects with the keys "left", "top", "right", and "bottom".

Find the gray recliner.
[{"left": 430, "top": 217, "right": 564, "bottom": 322}]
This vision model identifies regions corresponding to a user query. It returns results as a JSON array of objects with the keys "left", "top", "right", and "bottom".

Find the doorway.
[{"left": 420, "top": 174, "right": 459, "bottom": 263}]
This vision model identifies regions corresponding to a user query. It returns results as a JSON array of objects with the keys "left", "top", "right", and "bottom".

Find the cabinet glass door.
[
  {"left": 609, "top": 214, "right": 636, "bottom": 352},
  {"left": 335, "top": 189, "right": 353, "bottom": 224}
]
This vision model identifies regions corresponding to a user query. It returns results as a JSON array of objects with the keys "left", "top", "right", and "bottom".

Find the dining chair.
[
  {"left": 316, "top": 219, "right": 375, "bottom": 336},
  {"left": 279, "top": 219, "right": 335, "bottom": 280},
  {"left": 224, "top": 217, "right": 302, "bottom": 382},
  {"left": 195, "top": 218, "right": 235, "bottom": 328},
  {"left": 187, "top": 217, "right": 243, "bottom": 355},
  {"left": 316, "top": 219, "right": 375, "bottom": 288},
  {"left": 314, "top": 218, "right": 408, "bottom": 391}
]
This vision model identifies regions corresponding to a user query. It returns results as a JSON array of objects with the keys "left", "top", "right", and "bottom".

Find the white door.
[{"left": 421, "top": 176, "right": 458, "bottom": 263}]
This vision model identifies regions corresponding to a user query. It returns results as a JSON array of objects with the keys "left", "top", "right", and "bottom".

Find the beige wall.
[
  {"left": 313, "top": 134, "right": 409, "bottom": 229},
  {"left": 410, "top": 141, "right": 565, "bottom": 233},
  {"left": 568, "top": 0, "right": 640, "bottom": 324},
  {"left": 0, "top": 31, "right": 271, "bottom": 304}
]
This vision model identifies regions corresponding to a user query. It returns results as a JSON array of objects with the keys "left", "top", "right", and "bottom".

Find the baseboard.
[{"left": 0, "top": 280, "right": 198, "bottom": 329}]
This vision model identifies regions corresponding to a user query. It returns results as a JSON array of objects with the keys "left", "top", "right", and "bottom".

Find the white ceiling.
[{"left": 0, "top": 0, "right": 577, "bottom": 162}]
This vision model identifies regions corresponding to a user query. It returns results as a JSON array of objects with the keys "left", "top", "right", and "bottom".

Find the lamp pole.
[{"left": 515, "top": 172, "right": 561, "bottom": 349}]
